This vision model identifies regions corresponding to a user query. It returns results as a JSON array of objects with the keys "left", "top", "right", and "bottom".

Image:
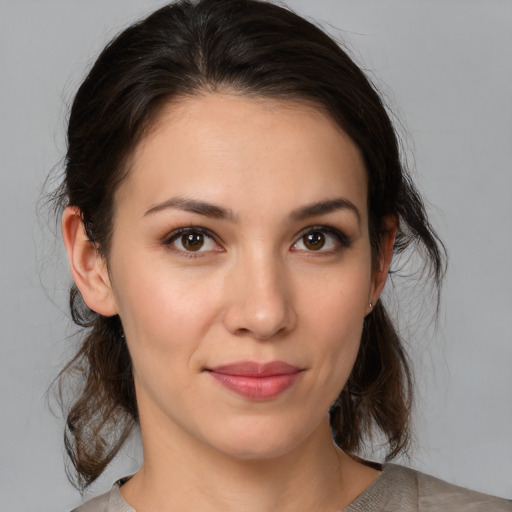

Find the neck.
[{"left": 121, "top": 415, "right": 379, "bottom": 512}]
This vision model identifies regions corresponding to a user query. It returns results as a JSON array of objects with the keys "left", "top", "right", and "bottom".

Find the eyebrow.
[
  {"left": 290, "top": 198, "right": 361, "bottom": 224},
  {"left": 144, "top": 196, "right": 360, "bottom": 224},
  {"left": 144, "top": 197, "right": 238, "bottom": 221}
]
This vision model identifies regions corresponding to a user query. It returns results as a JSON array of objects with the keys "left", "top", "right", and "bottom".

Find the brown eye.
[
  {"left": 166, "top": 227, "right": 219, "bottom": 255},
  {"left": 292, "top": 227, "right": 349, "bottom": 254},
  {"left": 303, "top": 231, "right": 325, "bottom": 250},
  {"left": 181, "top": 232, "right": 204, "bottom": 251}
]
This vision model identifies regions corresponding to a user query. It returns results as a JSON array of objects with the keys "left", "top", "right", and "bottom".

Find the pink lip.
[{"left": 206, "top": 361, "right": 303, "bottom": 400}]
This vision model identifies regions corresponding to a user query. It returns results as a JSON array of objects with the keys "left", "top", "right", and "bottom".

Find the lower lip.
[{"left": 208, "top": 371, "right": 302, "bottom": 400}]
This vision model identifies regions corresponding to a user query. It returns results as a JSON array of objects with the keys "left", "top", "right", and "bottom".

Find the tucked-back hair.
[{"left": 54, "top": 0, "right": 445, "bottom": 490}]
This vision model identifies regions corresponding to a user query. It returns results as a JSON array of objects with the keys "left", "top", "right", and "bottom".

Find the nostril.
[{"left": 234, "top": 324, "right": 290, "bottom": 341}]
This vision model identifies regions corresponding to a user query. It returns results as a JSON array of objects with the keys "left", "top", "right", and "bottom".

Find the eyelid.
[
  {"left": 292, "top": 225, "right": 350, "bottom": 252},
  {"left": 161, "top": 224, "right": 349, "bottom": 255},
  {"left": 162, "top": 226, "right": 223, "bottom": 254}
]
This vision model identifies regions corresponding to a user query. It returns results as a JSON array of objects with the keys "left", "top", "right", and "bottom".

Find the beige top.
[{"left": 72, "top": 463, "right": 512, "bottom": 511}]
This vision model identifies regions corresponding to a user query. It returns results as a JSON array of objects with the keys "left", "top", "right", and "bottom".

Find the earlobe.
[
  {"left": 61, "top": 206, "right": 118, "bottom": 317},
  {"left": 369, "top": 216, "right": 397, "bottom": 310}
]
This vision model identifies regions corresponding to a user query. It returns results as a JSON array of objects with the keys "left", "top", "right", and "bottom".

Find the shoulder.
[
  {"left": 70, "top": 490, "right": 110, "bottom": 512},
  {"left": 70, "top": 478, "right": 135, "bottom": 512},
  {"left": 383, "top": 463, "right": 512, "bottom": 512}
]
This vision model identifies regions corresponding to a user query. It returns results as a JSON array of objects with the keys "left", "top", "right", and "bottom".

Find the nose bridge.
[{"left": 222, "top": 246, "right": 296, "bottom": 339}]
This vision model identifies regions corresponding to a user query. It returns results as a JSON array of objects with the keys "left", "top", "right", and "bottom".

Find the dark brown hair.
[{"left": 54, "top": 0, "right": 445, "bottom": 490}]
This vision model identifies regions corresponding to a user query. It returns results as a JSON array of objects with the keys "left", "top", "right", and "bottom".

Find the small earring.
[{"left": 369, "top": 300, "right": 373, "bottom": 309}]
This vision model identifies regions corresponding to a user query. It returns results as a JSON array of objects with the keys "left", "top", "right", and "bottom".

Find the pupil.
[
  {"left": 182, "top": 232, "right": 204, "bottom": 251},
  {"left": 304, "top": 232, "right": 325, "bottom": 250}
]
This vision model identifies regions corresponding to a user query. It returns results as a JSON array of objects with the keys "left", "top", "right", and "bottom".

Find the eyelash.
[
  {"left": 162, "top": 225, "right": 350, "bottom": 257},
  {"left": 162, "top": 226, "right": 221, "bottom": 258},
  {"left": 293, "top": 225, "right": 350, "bottom": 254}
]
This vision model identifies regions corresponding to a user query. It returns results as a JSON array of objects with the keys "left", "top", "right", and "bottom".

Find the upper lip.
[{"left": 206, "top": 361, "right": 302, "bottom": 377}]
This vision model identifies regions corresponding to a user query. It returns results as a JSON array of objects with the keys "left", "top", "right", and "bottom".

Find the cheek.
[
  {"left": 297, "top": 263, "right": 371, "bottom": 384},
  {"left": 110, "top": 254, "right": 224, "bottom": 372},
  {"left": 298, "top": 258, "right": 371, "bottom": 328}
]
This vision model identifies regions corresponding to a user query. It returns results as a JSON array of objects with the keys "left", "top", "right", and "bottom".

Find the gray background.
[{"left": 1, "top": 1, "right": 511, "bottom": 510}]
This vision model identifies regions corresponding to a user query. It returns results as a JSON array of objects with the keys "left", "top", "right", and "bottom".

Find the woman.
[{"left": 56, "top": 0, "right": 511, "bottom": 510}]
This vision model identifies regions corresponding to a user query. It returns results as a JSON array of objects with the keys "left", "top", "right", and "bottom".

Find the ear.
[
  {"left": 61, "top": 206, "right": 118, "bottom": 317},
  {"left": 368, "top": 215, "right": 397, "bottom": 312}
]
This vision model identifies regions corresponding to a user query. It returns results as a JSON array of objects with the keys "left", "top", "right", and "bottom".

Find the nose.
[{"left": 221, "top": 253, "right": 297, "bottom": 340}]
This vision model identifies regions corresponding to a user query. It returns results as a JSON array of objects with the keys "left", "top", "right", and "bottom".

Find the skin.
[{"left": 63, "top": 93, "right": 396, "bottom": 512}]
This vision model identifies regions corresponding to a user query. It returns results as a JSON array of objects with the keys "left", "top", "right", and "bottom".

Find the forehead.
[{"left": 119, "top": 92, "right": 368, "bottom": 220}]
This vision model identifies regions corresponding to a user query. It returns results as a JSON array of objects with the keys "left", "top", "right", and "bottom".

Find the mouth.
[{"left": 205, "top": 361, "right": 304, "bottom": 400}]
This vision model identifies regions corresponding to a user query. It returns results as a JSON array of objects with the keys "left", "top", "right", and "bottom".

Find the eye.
[
  {"left": 164, "top": 227, "right": 220, "bottom": 254},
  {"left": 292, "top": 227, "right": 349, "bottom": 253}
]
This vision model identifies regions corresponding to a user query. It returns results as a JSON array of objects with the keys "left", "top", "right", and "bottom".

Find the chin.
[{"left": 204, "top": 416, "right": 316, "bottom": 461}]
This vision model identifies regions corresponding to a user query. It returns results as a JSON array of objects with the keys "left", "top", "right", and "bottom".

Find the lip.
[{"left": 206, "top": 361, "right": 303, "bottom": 400}]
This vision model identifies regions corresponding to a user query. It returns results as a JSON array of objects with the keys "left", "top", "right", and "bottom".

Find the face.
[{"left": 104, "top": 93, "right": 383, "bottom": 460}]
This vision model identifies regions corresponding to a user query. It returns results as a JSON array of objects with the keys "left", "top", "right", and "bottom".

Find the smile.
[{"left": 206, "top": 361, "right": 303, "bottom": 400}]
